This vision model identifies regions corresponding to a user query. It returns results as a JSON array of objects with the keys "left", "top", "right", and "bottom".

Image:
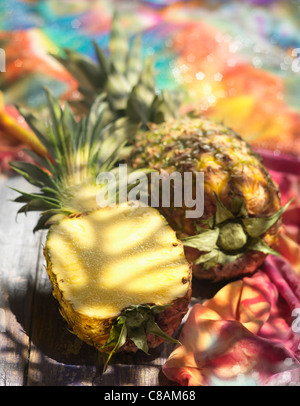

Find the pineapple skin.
[
  {"left": 130, "top": 118, "right": 282, "bottom": 282},
  {"left": 44, "top": 212, "right": 192, "bottom": 353}
]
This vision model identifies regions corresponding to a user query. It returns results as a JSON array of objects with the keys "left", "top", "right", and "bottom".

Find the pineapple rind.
[{"left": 131, "top": 118, "right": 281, "bottom": 232}]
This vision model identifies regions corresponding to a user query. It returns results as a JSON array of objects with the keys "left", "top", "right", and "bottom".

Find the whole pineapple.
[
  {"left": 10, "top": 91, "right": 191, "bottom": 369},
  {"left": 131, "top": 118, "right": 286, "bottom": 282},
  {"left": 52, "top": 13, "right": 287, "bottom": 282}
]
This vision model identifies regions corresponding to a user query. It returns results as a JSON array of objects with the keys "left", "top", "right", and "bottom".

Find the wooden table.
[{"left": 1, "top": 174, "right": 211, "bottom": 387}]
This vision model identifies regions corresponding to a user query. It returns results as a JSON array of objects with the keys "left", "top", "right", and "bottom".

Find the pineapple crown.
[
  {"left": 53, "top": 11, "right": 181, "bottom": 127},
  {"left": 9, "top": 89, "right": 137, "bottom": 232}
]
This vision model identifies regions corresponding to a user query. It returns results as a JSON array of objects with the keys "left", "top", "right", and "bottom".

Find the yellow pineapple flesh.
[{"left": 45, "top": 204, "right": 191, "bottom": 352}]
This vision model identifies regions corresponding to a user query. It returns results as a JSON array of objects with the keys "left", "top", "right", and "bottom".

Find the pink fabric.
[
  {"left": 163, "top": 155, "right": 300, "bottom": 386},
  {"left": 162, "top": 266, "right": 300, "bottom": 386}
]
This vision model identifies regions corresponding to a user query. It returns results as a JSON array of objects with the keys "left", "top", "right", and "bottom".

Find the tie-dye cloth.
[
  {"left": 162, "top": 263, "right": 300, "bottom": 386},
  {"left": 162, "top": 156, "right": 300, "bottom": 386}
]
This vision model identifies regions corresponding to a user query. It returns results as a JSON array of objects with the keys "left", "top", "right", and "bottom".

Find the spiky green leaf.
[
  {"left": 16, "top": 106, "right": 55, "bottom": 157},
  {"left": 246, "top": 237, "right": 281, "bottom": 257},
  {"left": 182, "top": 228, "right": 219, "bottom": 252},
  {"left": 105, "top": 70, "right": 132, "bottom": 111},
  {"left": 242, "top": 199, "right": 293, "bottom": 238},
  {"left": 195, "top": 248, "right": 242, "bottom": 268},
  {"left": 109, "top": 11, "right": 129, "bottom": 74},
  {"left": 214, "top": 193, "right": 235, "bottom": 225},
  {"left": 101, "top": 316, "right": 127, "bottom": 372},
  {"left": 9, "top": 161, "right": 57, "bottom": 190},
  {"left": 126, "top": 34, "right": 142, "bottom": 86},
  {"left": 59, "top": 49, "right": 102, "bottom": 91},
  {"left": 146, "top": 320, "right": 181, "bottom": 346},
  {"left": 92, "top": 40, "right": 109, "bottom": 83}
]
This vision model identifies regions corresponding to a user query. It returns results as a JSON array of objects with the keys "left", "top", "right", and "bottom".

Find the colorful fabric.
[
  {"left": 163, "top": 259, "right": 300, "bottom": 386},
  {"left": 163, "top": 264, "right": 300, "bottom": 385}
]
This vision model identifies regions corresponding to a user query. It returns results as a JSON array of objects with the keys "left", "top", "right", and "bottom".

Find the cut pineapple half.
[
  {"left": 45, "top": 204, "right": 191, "bottom": 351},
  {"left": 10, "top": 91, "right": 191, "bottom": 362}
]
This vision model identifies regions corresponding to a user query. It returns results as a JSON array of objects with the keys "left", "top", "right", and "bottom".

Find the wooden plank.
[{"left": 0, "top": 174, "right": 42, "bottom": 386}]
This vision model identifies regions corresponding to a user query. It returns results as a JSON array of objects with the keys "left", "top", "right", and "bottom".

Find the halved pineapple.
[
  {"left": 10, "top": 91, "right": 191, "bottom": 367},
  {"left": 45, "top": 204, "right": 191, "bottom": 354}
]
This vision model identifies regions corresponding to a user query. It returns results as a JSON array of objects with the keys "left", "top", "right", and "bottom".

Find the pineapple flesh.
[{"left": 45, "top": 204, "right": 190, "bottom": 352}]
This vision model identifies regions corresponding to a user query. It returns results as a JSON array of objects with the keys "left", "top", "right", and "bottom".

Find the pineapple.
[
  {"left": 131, "top": 118, "right": 290, "bottom": 282},
  {"left": 10, "top": 90, "right": 191, "bottom": 369},
  {"left": 52, "top": 13, "right": 288, "bottom": 282}
]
